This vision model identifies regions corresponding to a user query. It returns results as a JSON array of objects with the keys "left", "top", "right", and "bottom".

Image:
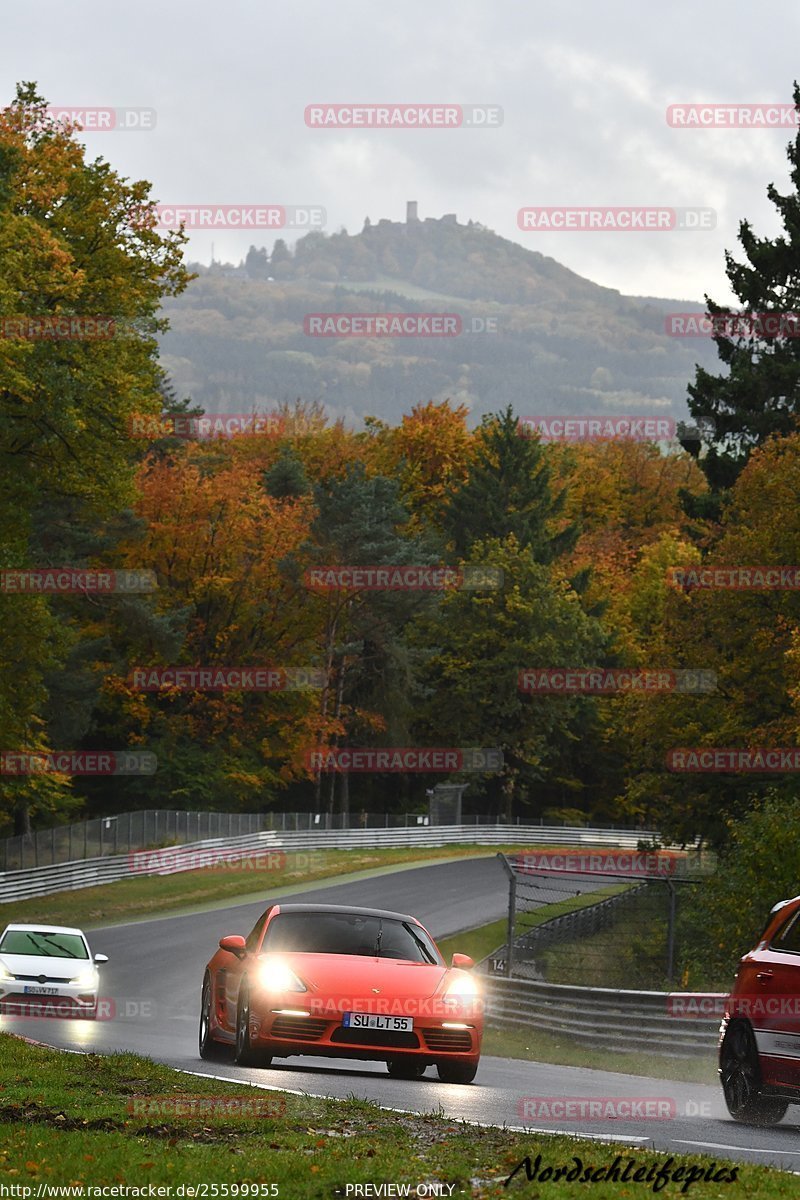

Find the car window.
[
  {"left": 261, "top": 913, "right": 443, "bottom": 963},
  {"left": 0, "top": 930, "right": 89, "bottom": 959},
  {"left": 771, "top": 910, "right": 800, "bottom": 953}
]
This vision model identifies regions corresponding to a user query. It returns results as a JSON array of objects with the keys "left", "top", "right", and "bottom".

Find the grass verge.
[
  {"left": 482, "top": 1025, "right": 719, "bottom": 1085},
  {"left": 0, "top": 845, "right": 524, "bottom": 931},
  {"left": 0, "top": 1033, "right": 791, "bottom": 1197}
]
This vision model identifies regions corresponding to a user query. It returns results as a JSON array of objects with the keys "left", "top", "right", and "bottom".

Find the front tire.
[
  {"left": 720, "top": 1021, "right": 788, "bottom": 1126},
  {"left": 199, "top": 975, "right": 215, "bottom": 1059},
  {"left": 387, "top": 1060, "right": 427, "bottom": 1079},
  {"left": 234, "top": 983, "right": 272, "bottom": 1068},
  {"left": 436, "top": 1060, "right": 478, "bottom": 1084}
]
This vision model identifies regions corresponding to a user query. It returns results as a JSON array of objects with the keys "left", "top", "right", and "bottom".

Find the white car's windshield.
[{"left": 0, "top": 930, "right": 88, "bottom": 959}]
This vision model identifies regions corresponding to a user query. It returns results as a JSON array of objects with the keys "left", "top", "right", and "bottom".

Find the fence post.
[
  {"left": 666, "top": 880, "right": 677, "bottom": 984},
  {"left": 497, "top": 853, "right": 517, "bottom": 978}
]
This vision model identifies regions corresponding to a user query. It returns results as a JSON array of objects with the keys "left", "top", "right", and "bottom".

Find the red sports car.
[
  {"left": 719, "top": 894, "right": 800, "bottom": 1124},
  {"left": 199, "top": 903, "right": 483, "bottom": 1083}
]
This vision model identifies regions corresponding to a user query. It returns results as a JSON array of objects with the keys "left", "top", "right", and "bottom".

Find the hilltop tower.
[{"left": 406, "top": 201, "right": 419, "bottom": 223}]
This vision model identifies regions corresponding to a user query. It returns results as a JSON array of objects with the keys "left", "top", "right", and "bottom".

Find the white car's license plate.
[
  {"left": 23, "top": 986, "right": 58, "bottom": 995},
  {"left": 343, "top": 1012, "right": 413, "bottom": 1032}
]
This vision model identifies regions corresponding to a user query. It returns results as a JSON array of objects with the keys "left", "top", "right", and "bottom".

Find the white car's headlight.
[
  {"left": 445, "top": 973, "right": 479, "bottom": 999},
  {"left": 0, "top": 963, "right": 13, "bottom": 982},
  {"left": 70, "top": 968, "right": 98, "bottom": 987},
  {"left": 256, "top": 959, "right": 306, "bottom": 993}
]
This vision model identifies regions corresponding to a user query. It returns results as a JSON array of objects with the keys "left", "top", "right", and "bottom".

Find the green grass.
[
  {"left": 0, "top": 1033, "right": 791, "bottom": 1197},
  {"left": 482, "top": 1025, "right": 718, "bottom": 1084},
  {"left": 0, "top": 845, "right": 525, "bottom": 931}
]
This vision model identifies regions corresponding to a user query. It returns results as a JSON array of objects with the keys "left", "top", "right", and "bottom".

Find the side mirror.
[
  {"left": 93, "top": 953, "right": 109, "bottom": 965},
  {"left": 219, "top": 935, "right": 247, "bottom": 957},
  {"left": 451, "top": 953, "right": 475, "bottom": 970}
]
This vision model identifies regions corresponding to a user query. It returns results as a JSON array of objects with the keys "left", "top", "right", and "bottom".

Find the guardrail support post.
[
  {"left": 666, "top": 879, "right": 677, "bottom": 984},
  {"left": 497, "top": 853, "right": 517, "bottom": 978}
]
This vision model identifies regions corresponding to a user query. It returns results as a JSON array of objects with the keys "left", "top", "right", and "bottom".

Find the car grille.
[
  {"left": 423, "top": 1028, "right": 473, "bottom": 1053},
  {"left": 0, "top": 993, "right": 87, "bottom": 1010},
  {"left": 331, "top": 1027, "right": 420, "bottom": 1049},
  {"left": 15, "top": 974, "right": 72, "bottom": 983},
  {"left": 270, "top": 1016, "right": 328, "bottom": 1041}
]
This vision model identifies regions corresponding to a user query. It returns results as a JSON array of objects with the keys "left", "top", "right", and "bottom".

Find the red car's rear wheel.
[{"left": 720, "top": 1020, "right": 788, "bottom": 1125}]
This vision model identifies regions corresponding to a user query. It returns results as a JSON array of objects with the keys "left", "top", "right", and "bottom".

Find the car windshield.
[
  {"left": 261, "top": 912, "right": 442, "bottom": 964},
  {"left": 0, "top": 930, "right": 88, "bottom": 959}
]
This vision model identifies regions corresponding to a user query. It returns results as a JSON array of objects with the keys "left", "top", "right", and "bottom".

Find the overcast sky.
[{"left": 2, "top": 2, "right": 798, "bottom": 303}]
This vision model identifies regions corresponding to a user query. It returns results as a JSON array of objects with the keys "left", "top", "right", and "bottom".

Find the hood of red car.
[{"left": 266, "top": 952, "right": 448, "bottom": 999}]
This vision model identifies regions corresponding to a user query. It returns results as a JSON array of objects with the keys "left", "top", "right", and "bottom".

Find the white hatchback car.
[{"left": 0, "top": 924, "right": 108, "bottom": 1017}]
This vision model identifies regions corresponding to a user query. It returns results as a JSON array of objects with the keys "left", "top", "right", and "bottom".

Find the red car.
[
  {"left": 199, "top": 903, "right": 483, "bottom": 1083},
  {"left": 720, "top": 894, "right": 800, "bottom": 1124}
]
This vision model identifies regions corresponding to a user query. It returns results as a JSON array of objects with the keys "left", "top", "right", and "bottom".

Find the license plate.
[
  {"left": 23, "top": 986, "right": 58, "bottom": 995},
  {"left": 342, "top": 1012, "right": 413, "bottom": 1032}
]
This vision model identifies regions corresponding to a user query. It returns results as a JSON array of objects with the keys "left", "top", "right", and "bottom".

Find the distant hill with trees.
[{"left": 159, "top": 209, "right": 718, "bottom": 425}]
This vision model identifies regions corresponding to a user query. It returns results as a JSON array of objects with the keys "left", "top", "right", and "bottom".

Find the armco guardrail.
[
  {"left": 487, "top": 976, "right": 723, "bottom": 1057},
  {"left": 0, "top": 823, "right": 658, "bottom": 904}
]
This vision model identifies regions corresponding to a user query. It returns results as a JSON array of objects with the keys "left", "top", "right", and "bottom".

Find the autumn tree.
[
  {"left": 443, "top": 406, "right": 577, "bottom": 561},
  {"left": 0, "top": 83, "right": 189, "bottom": 832}
]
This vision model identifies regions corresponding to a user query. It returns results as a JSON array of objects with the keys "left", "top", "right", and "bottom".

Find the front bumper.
[
  {"left": 0, "top": 980, "right": 98, "bottom": 1017},
  {"left": 251, "top": 999, "right": 483, "bottom": 1061}
]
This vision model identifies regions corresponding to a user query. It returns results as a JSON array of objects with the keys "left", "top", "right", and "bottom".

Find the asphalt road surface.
[{"left": 4, "top": 857, "right": 799, "bottom": 1173}]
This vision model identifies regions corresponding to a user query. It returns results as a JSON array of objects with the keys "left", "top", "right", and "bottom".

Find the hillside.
[{"left": 158, "top": 209, "right": 719, "bottom": 425}]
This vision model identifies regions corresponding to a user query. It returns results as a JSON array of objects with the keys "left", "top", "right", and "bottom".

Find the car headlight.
[
  {"left": 444, "top": 973, "right": 479, "bottom": 998},
  {"left": 70, "top": 969, "right": 97, "bottom": 987},
  {"left": 0, "top": 963, "right": 13, "bottom": 982},
  {"left": 256, "top": 958, "right": 307, "bottom": 993}
]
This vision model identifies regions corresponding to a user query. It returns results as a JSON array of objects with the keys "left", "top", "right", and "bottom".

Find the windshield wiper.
[
  {"left": 32, "top": 933, "right": 80, "bottom": 958},
  {"left": 373, "top": 919, "right": 383, "bottom": 957},
  {"left": 403, "top": 923, "right": 437, "bottom": 964}
]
